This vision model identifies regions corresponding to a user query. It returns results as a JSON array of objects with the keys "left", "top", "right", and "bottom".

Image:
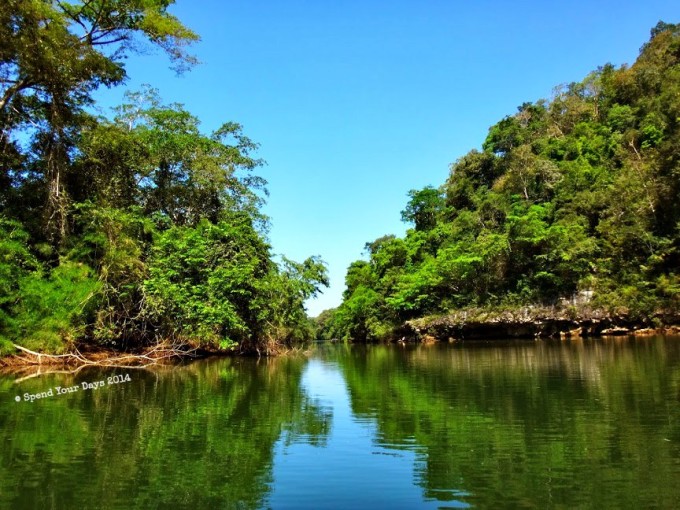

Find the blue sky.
[{"left": 94, "top": 0, "right": 678, "bottom": 316}]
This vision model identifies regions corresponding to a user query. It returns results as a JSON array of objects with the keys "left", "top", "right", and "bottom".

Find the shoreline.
[
  {"left": 0, "top": 342, "right": 202, "bottom": 371},
  {"left": 4, "top": 308, "right": 680, "bottom": 369},
  {"left": 399, "top": 307, "right": 680, "bottom": 343},
  {"left": 0, "top": 341, "right": 312, "bottom": 371}
]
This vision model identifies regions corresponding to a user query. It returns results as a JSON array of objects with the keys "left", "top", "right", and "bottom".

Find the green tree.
[
  {"left": 330, "top": 22, "right": 680, "bottom": 342},
  {"left": 401, "top": 186, "right": 445, "bottom": 231},
  {"left": 0, "top": 3, "right": 329, "bottom": 356},
  {"left": 0, "top": 0, "right": 198, "bottom": 245}
]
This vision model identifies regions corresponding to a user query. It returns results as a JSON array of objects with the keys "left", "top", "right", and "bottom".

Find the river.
[{"left": 1, "top": 336, "right": 679, "bottom": 508}]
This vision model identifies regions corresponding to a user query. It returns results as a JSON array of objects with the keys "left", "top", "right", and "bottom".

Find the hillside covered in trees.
[
  {"left": 0, "top": 0, "right": 327, "bottom": 357},
  {"left": 319, "top": 22, "right": 680, "bottom": 342}
]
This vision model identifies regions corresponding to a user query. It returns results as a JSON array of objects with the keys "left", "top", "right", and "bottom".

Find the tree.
[
  {"left": 0, "top": 3, "right": 331, "bottom": 355},
  {"left": 0, "top": 0, "right": 198, "bottom": 115},
  {"left": 0, "top": 0, "right": 198, "bottom": 245},
  {"left": 401, "top": 186, "right": 444, "bottom": 231},
  {"left": 329, "top": 21, "right": 680, "bottom": 341}
]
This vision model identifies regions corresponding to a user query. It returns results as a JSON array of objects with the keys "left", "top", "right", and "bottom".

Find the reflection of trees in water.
[
  {"left": 336, "top": 338, "right": 680, "bottom": 508},
  {"left": 0, "top": 356, "right": 332, "bottom": 510}
]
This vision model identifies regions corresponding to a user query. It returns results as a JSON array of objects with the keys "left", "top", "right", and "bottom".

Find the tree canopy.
[
  {"left": 0, "top": 1, "right": 327, "bottom": 355},
  {"left": 320, "top": 22, "right": 680, "bottom": 342}
]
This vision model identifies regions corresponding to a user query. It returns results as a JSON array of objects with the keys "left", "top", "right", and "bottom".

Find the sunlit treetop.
[{"left": 0, "top": 0, "right": 199, "bottom": 115}]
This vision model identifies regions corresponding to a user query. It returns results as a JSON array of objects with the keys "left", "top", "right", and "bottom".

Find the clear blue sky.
[{"left": 94, "top": 0, "right": 678, "bottom": 316}]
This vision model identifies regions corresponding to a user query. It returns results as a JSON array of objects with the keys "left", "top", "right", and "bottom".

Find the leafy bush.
[{"left": 8, "top": 262, "right": 100, "bottom": 353}]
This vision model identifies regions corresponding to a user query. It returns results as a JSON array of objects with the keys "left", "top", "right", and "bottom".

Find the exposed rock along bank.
[{"left": 401, "top": 308, "right": 680, "bottom": 342}]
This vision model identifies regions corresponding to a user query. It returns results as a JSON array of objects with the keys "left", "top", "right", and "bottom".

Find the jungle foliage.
[
  {"left": 320, "top": 22, "right": 680, "bottom": 341},
  {"left": 0, "top": 1, "right": 327, "bottom": 355}
]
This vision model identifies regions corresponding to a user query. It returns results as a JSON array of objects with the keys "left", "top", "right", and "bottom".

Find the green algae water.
[{"left": 1, "top": 337, "right": 680, "bottom": 509}]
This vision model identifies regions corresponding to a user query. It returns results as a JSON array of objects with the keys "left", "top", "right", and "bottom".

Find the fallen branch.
[
  {"left": 9, "top": 343, "right": 198, "bottom": 368},
  {"left": 13, "top": 344, "right": 76, "bottom": 360}
]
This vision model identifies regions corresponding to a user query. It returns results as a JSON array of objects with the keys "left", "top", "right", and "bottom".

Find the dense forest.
[
  {"left": 0, "top": 0, "right": 327, "bottom": 356},
  {"left": 319, "top": 22, "right": 680, "bottom": 342},
  {"left": 2, "top": 4, "right": 678, "bottom": 355}
]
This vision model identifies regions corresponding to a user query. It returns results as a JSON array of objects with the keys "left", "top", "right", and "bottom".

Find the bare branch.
[
  {"left": 10, "top": 341, "right": 197, "bottom": 369},
  {"left": 91, "top": 35, "right": 129, "bottom": 46},
  {"left": 56, "top": 0, "right": 90, "bottom": 35},
  {"left": 0, "top": 77, "right": 33, "bottom": 113}
]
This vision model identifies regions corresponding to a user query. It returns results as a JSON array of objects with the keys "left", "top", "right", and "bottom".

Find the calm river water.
[{"left": 1, "top": 336, "right": 680, "bottom": 509}]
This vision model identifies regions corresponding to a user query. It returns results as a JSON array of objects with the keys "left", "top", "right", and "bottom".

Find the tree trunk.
[{"left": 43, "top": 98, "right": 71, "bottom": 247}]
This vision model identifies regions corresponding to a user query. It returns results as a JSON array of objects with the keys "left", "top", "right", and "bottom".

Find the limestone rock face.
[{"left": 400, "top": 308, "right": 680, "bottom": 343}]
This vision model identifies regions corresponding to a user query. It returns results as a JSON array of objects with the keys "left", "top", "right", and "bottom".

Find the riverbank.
[
  {"left": 0, "top": 341, "right": 201, "bottom": 370},
  {"left": 400, "top": 307, "right": 680, "bottom": 343},
  {"left": 0, "top": 339, "right": 313, "bottom": 370}
]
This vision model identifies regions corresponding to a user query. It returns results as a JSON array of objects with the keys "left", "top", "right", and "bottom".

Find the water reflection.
[
  {"left": 1, "top": 337, "right": 679, "bottom": 509},
  {"left": 0, "top": 356, "right": 331, "bottom": 510},
  {"left": 332, "top": 337, "right": 680, "bottom": 508},
  {"left": 268, "top": 360, "right": 449, "bottom": 509}
]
